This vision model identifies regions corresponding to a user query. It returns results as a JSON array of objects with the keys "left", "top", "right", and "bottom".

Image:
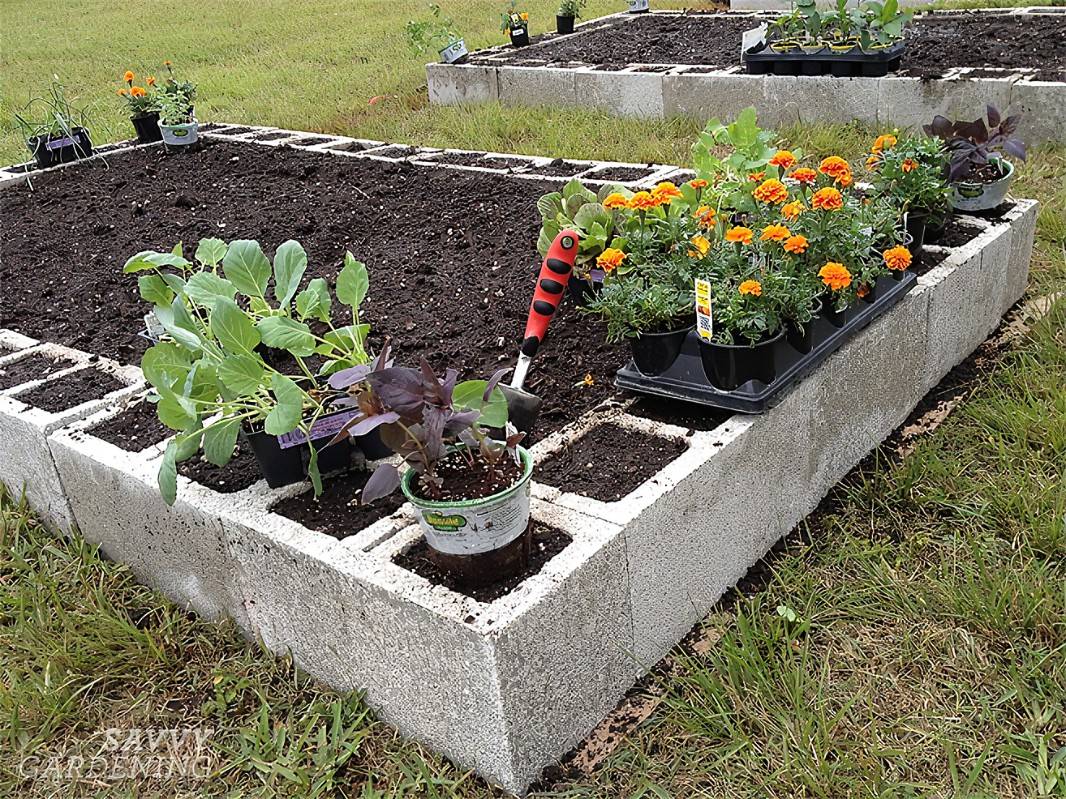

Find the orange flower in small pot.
[
  {"left": 902, "top": 158, "right": 918, "bottom": 173},
  {"left": 597, "top": 248, "right": 626, "bottom": 273},
  {"left": 724, "top": 226, "right": 754, "bottom": 246},
  {"left": 819, "top": 262, "right": 852, "bottom": 291},
  {"left": 628, "top": 191, "right": 659, "bottom": 211},
  {"left": 687, "top": 235, "right": 711, "bottom": 258},
  {"left": 694, "top": 205, "right": 717, "bottom": 229},
  {"left": 783, "top": 234, "right": 809, "bottom": 255},
  {"left": 882, "top": 245, "right": 912, "bottom": 279},
  {"left": 811, "top": 187, "right": 844, "bottom": 211},
  {"left": 688, "top": 178, "right": 708, "bottom": 190},
  {"left": 872, "top": 133, "right": 897, "bottom": 154},
  {"left": 760, "top": 224, "right": 791, "bottom": 243},
  {"left": 753, "top": 178, "right": 788, "bottom": 205},
  {"left": 603, "top": 192, "right": 629, "bottom": 210},
  {"left": 119, "top": 69, "right": 163, "bottom": 144},
  {"left": 769, "top": 150, "right": 797, "bottom": 172},
  {"left": 738, "top": 279, "right": 762, "bottom": 297}
]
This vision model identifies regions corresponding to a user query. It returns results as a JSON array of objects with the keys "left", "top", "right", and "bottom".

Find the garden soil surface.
[
  {"left": 0, "top": 352, "right": 77, "bottom": 391},
  {"left": 475, "top": 12, "right": 1066, "bottom": 79},
  {"left": 14, "top": 367, "right": 125, "bottom": 413},
  {"left": 88, "top": 397, "right": 173, "bottom": 452},
  {"left": 271, "top": 469, "right": 407, "bottom": 539}
]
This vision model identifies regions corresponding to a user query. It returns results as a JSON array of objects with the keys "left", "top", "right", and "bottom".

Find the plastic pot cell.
[
  {"left": 241, "top": 414, "right": 354, "bottom": 488},
  {"left": 699, "top": 329, "right": 783, "bottom": 391},
  {"left": 131, "top": 112, "right": 163, "bottom": 144},
  {"left": 26, "top": 127, "right": 93, "bottom": 169},
  {"left": 630, "top": 326, "right": 691, "bottom": 376},
  {"left": 556, "top": 14, "right": 575, "bottom": 34}
]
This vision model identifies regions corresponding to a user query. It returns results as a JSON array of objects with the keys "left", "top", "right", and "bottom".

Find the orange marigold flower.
[
  {"left": 748, "top": 171, "right": 766, "bottom": 182},
  {"left": 769, "top": 150, "right": 797, "bottom": 170},
  {"left": 652, "top": 181, "right": 683, "bottom": 203},
  {"left": 146, "top": 75, "right": 156, "bottom": 86},
  {"left": 753, "top": 178, "right": 789, "bottom": 205},
  {"left": 688, "top": 178, "right": 708, "bottom": 190},
  {"left": 760, "top": 224, "right": 791, "bottom": 243},
  {"left": 687, "top": 234, "right": 711, "bottom": 258},
  {"left": 872, "top": 133, "right": 897, "bottom": 154},
  {"left": 130, "top": 86, "right": 146, "bottom": 97},
  {"left": 628, "top": 191, "right": 659, "bottom": 211},
  {"left": 883, "top": 245, "right": 912, "bottom": 271},
  {"left": 724, "top": 226, "right": 754, "bottom": 246},
  {"left": 123, "top": 70, "right": 135, "bottom": 83},
  {"left": 811, "top": 187, "right": 844, "bottom": 211},
  {"left": 164, "top": 59, "right": 173, "bottom": 66},
  {"left": 819, "top": 262, "right": 852, "bottom": 291},
  {"left": 865, "top": 154, "right": 881, "bottom": 171},
  {"left": 694, "top": 205, "right": 717, "bottom": 229},
  {"left": 790, "top": 167, "right": 818, "bottom": 185},
  {"left": 856, "top": 284, "right": 870, "bottom": 299},
  {"left": 781, "top": 200, "right": 805, "bottom": 222},
  {"left": 597, "top": 248, "right": 627, "bottom": 273},
  {"left": 783, "top": 234, "right": 809, "bottom": 255},
  {"left": 739, "top": 279, "right": 763, "bottom": 297},
  {"left": 603, "top": 192, "right": 629, "bottom": 210},
  {"left": 819, "top": 156, "right": 853, "bottom": 186},
  {"left": 902, "top": 158, "right": 918, "bottom": 173}
]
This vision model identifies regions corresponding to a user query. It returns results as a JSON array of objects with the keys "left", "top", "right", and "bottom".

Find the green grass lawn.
[{"left": 2, "top": 0, "right": 1065, "bottom": 796}]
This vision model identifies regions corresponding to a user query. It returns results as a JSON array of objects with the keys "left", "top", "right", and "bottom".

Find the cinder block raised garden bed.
[
  {"left": 0, "top": 128, "right": 1038, "bottom": 794},
  {"left": 428, "top": 8, "right": 1066, "bottom": 143}
]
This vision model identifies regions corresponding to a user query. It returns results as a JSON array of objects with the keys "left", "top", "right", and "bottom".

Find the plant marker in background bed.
[
  {"left": 500, "top": 229, "right": 580, "bottom": 435},
  {"left": 406, "top": 3, "right": 468, "bottom": 64}
]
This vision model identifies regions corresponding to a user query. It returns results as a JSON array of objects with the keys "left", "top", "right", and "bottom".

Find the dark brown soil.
[
  {"left": 178, "top": 444, "right": 262, "bottom": 494},
  {"left": 429, "top": 152, "right": 531, "bottom": 171},
  {"left": 395, "top": 521, "right": 572, "bottom": 602},
  {"left": 251, "top": 130, "right": 293, "bottom": 142},
  {"left": 0, "top": 352, "right": 77, "bottom": 391},
  {"left": 413, "top": 450, "right": 524, "bottom": 503},
  {"left": 628, "top": 396, "right": 733, "bottom": 432},
  {"left": 585, "top": 164, "right": 659, "bottom": 182},
  {"left": 88, "top": 397, "right": 173, "bottom": 452},
  {"left": 0, "top": 141, "right": 627, "bottom": 442},
  {"left": 367, "top": 145, "right": 415, "bottom": 158},
  {"left": 913, "top": 247, "right": 951, "bottom": 275},
  {"left": 271, "top": 469, "right": 406, "bottom": 539},
  {"left": 535, "top": 423, "right": 689, "bottom": 501},
  {"left": 216, "top": 126, "right": 253, "bottom": 135},
  {"left": 525, "top": 158, "right": 591, "bottom": 178},
  {"left": 475, "top": 12, "right": 1066, "bottom": 79},
  {"left": 938, "top": 218, "right": 985, "bottom": 248},
  {"left": 14, "top": 367, "right": 124, "bottom": 413},
  {"left": 284, "top": 135, "right": 334, "bottom": 146}
]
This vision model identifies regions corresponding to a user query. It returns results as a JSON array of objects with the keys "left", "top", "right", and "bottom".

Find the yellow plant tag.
[{"left": 695, "top": 278, "right": 713, "bottom": 342}]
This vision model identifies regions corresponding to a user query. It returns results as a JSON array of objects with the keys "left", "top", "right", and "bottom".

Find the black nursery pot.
[
  {"left": 509, "top": 27, "right": 530, "bottom": 46},
  {"left": 354, "top": 427, "right": 393, "bottom": 460},
  {"left": 131, "top": 112, "right": 163, "bottom": 144},
  {"left": 556, "top": 14, "right": 575, "bottom": 34},
  {"left": 699, "top": 330, "right": 783, "bottom": 391},
  {"left": 26, "top": 127, "right": 93, "bottom": 169},
  {"left": 905, "top": 211, "right": 928, "bottom": 265},
  {"left": 567, "top": 276, "right": 600, "bottom": 306},
  {"left": 822, "top": 296, "right": 848, "bottom": 328},
  {"left": 785, "top": 299, "right": 823, "bottom": 354},
  {"left": 241, "top": 419, "right": 353, "bottom": 488},
  {"left": 630, "top": 326, "right": 691, "bottom": 376}
]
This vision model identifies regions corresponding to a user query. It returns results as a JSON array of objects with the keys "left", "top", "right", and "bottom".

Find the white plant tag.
[
  {"left": 143, "top": 311, "right": 165, "bottom": 342},
  {"left": 695, "top": 278, "right": 714, "bottom": 342},
  {"left": 741, "top": 23, "right": 767, "bottom": 56}
]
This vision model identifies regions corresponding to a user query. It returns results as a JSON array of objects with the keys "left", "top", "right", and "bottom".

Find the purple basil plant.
[
  {"left": 924, "top": 105, "right": 1026, "bottom": 182},
  {"left": 327, "top": 340, "right": 524, "bottom": 504}
]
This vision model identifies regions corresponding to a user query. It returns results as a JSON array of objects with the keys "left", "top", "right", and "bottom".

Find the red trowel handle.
[{"left": 521, "top": 230, "right": 580, "bottom": 357}]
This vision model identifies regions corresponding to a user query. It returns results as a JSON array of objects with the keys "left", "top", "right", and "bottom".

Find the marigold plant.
[
  {"left": 819, "top": 262, "right": 852, "bottom": 291},
  {"left": 725, "top": 226, "right": 754, "bottom": 245},
  {"left": 739, "top": 279, "right": 763, "bottom": 297},
  {"left": 753, "top": 178, "right": 789, "bottom": 205},
  {"left": 811, "top": 187, "right": 844, "bottom": 211},
  {"left": 882, "top": 245, "right": 912, "bottom": 271},
  {"left": 760, "top": 224, "right": 791, "bottom": 243}
]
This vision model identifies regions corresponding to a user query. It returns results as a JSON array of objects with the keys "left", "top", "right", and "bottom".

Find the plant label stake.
[
  {"left": 695, "top": 278, "right": 714, "bottom": 342},
  {"left": 501, "top": 229, "right": 580, "bottom": 434}
]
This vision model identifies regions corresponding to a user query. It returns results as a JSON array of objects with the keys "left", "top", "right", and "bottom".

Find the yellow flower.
[
  {"left": 760, "top": 224, "right": 791, "bottom": 243},
  {"left": 596, "top": 248, "right": 627, "bottom": 273},
  {"left": 753, "top": 178, "right": 788, "bottom": 205},
  {"left": 739, "top": 279, "right": 762, "bottom": 297},
  {"left": 819, "top": 262, "right": 852, "bottom": 291},
  {"left": 768, "top": 150, "right": 797, "bottom": 170},
  {"left": 811, "top": 187, "right": 844, "bottom": 211},
  {"left": 651, "top": 181, "right": 683, "bottom": 203},
  {"left": 130, "top": 86, "right": 146, "bottom": 97},
  {"left": 790, "top": 167, "right": 818, "bottom": 185},
  {"left": 781, "top": 200, "right": 805, "bottom": 222},
  {"left": 603, "top": 192, "right": 629, "bottom": 210},
  {"left": 883, "top": 245, "right": 912, "bottom": 271},
  {"left": 687, "top": 234, "right": 711, "bottom": 258},
  {"left": 872, "top": 133, "right": 897, "bottom": 154},
  {"left": 123, "top": 70, "right": 135, "bottom": 83},
  {"left": 724, "top": 226, "right": 754, "bottom": 246},
  {"left": 694, "top": 205, "right": 717, "bottom": 229},
  {"left": 865, "top": 154, "right": 881, "bottom": 171},
  {"left": 628, "top": 191, "right": 659, "bottom": 211},
  {"left": 783, "top": 235, "right": 809, "bottom": 255}
]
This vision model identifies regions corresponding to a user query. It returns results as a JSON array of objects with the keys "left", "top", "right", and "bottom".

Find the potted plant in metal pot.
[
  {"left": 924, "top": 106, "right": 1026, "bottom": 213},
  {"left": 118, "top": 70, "right": 163, "bottom": 144},
  {"left": 556, "top": 0, "right": 585, "bottom": 34},
  {"left": 501, "top": 1, "right": 530, "bottom": 46},
  {"left": 124, "top": 238, "right": 377, "bottom": 503},
  {"left": 330, "top": 356, "right": 531, "bottom": 586},
  {"left": 405, "top": 3, "right": 468, "bottom": 64},
  {"left": 157, "top": 93, "right": 199, "bottom": 147},
  {"left": 14, "top": 78, "right": 94, "bottom": 169}
]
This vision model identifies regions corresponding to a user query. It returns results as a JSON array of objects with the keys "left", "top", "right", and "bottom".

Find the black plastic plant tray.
[
  {"left": 615, "top": 271, "right": 917, "bottom": 414},
  {"left": 743, "top": 41, "right": 905, "bottom": 78}
]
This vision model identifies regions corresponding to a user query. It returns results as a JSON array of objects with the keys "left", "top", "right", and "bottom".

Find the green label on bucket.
[{"left": 424, "top": 512, "right": 468, "bottom": 532}]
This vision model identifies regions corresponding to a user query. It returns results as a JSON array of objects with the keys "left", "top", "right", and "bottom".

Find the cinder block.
[
  {"left": 574, "top": 69, "right": 664, "bottom": 118},
  {"left": 768, "top": 75, "right": 881, "bottom": 127},
  {"left": 878, "top": 77, "right": 1014, "bottom": 133},
  {"left": 1009, "top": 80, "right": 1066, "bottom": 145},
  {"left": 1000, "top": 199, "right": 1039, "bottom": 304},
  {"left": 47, "top": 402, "right": 250, "bottom": 627},
  {"left": 663, "top": 71, "right": 765, "bottom": 121},
  {"left": 427, "top": 63, "right": 499, "bottom": 105},
  {"left": 0, "top": 351, "right": 143, "bottom": 530},
  {"left": 0, "top": 328, "right": 37, "bottom": 352},
  {"left": 499, "top": 67, "right": 577, "bottom": 108}
]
